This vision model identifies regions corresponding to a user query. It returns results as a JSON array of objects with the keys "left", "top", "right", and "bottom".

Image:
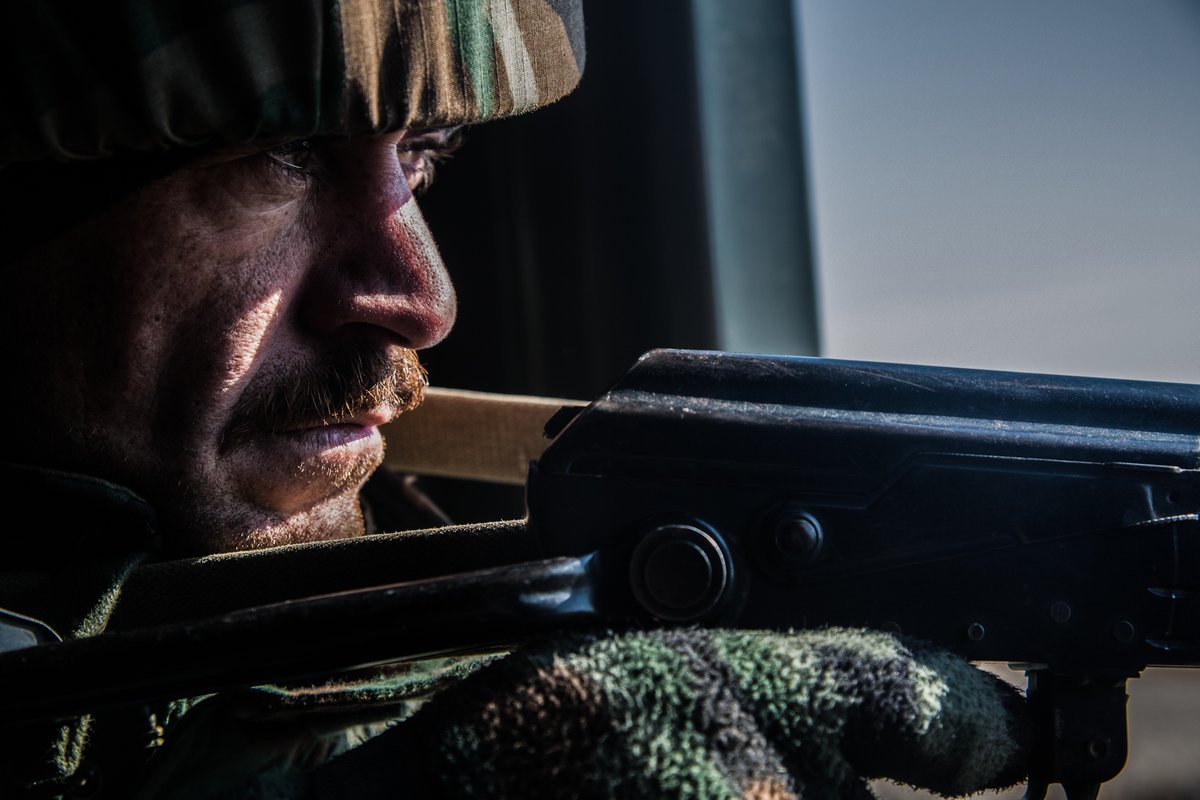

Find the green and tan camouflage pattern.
[
  {"left": 0, "top": 0, "right": 585, "bottom": 162},
  {"left": 306, "top": 627, "right": 1029, "bottom": 800}
]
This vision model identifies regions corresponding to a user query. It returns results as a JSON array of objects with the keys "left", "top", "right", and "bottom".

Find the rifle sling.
[
  {"left": 380, "top": 387, "right": 584, "bottom": 486},
  {"left": 108, "top": 519, "right": 539, "bottom": 630}
]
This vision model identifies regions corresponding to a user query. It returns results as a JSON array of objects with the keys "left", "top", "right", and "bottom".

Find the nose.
[{"left": 299, "top": 137, "right": 457, "bottom": 349}]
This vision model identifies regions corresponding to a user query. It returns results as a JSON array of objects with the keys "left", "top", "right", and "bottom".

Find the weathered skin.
[{"left": 3, "top": 133, "right": 455, "bottom": 554}]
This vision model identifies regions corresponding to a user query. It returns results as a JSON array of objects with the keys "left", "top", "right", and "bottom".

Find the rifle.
[{"left": 2, "top": 349, "right": 1197, "bottom": 799}]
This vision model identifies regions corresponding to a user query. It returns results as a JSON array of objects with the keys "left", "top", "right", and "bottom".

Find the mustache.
[{"left": 221, "top": 348, "right": 427, "bottom": 452}]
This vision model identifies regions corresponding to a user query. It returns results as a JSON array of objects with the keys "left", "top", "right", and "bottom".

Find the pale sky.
[{"left": 798, "top": 0, "right": 1200, "bottom": 382}]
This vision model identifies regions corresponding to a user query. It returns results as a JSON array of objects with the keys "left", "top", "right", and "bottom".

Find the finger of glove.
[{"left": 708, "top": 629, "right": 1028, "bottom": 797}]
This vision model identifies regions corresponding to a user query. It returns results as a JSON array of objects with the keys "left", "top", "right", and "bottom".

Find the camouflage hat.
[{"left": 0, "top": 0, "right": 585, "bottom": 163}]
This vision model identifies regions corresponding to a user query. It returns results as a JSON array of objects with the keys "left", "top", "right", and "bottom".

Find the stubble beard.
[{"left": 166, "top": 346, "right": 428, "bottom": 555}]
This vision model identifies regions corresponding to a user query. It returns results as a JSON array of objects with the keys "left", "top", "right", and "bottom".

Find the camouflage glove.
[{"left": 308, "top": 627, "right": 1028, "bottom": 799}]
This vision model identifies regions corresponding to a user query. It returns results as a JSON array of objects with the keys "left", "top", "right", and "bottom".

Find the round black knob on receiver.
[
  {"left": 752, "top": 503, "right": 826, "bottom": 583},
  {"left": 773, "top": 513, "right": 822, "bottom": 561},
  {"left": 629, "top": 523, "right": 731, "bottom": 622}
]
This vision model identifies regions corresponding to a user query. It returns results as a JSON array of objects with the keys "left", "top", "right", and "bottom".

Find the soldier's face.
[{"left": 6, "top": 132, "right": 456, "bottom": 554}]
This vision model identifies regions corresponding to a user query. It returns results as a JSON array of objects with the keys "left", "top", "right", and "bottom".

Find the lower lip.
[
  {"left": 281, "top": 424, "right": 382, "bottom": 458},
  {"left": 227, "top": 421, "right": 386, "bottom": 512}
]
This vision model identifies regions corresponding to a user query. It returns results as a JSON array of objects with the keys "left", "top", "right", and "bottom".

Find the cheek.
[
  {"left": 150, "top": 229, "right": 311, "bottom": 418},
  {"left": 0, "top": 159, "right": 318, "bottom": 488},
  {"left": 124, "top": 179, "right": 307, "bottom": 338},
  {"left": 207, "top": 288, "right": 289, "bottom": 396},
  {"left": 85, "top": 196, "right": 310, "bottom": 442}
]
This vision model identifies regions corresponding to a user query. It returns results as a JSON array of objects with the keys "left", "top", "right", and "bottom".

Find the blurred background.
[
  {"left": 803, "top": 1, "right": 1200, "bottom": 384},
  {"left": 417, "top": 2, "right": 1200, "bottom": 796},
  {"left": 423, "top": 0, "right": 1200, "bottom": 392}
]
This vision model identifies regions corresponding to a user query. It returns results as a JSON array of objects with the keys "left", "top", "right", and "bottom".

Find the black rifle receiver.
[
  {"left": 1, "top": 350, "right": 1197, "bottom": 799},
  {"left": 528, "top": 349, "right": 1200, "bottom": 800}
]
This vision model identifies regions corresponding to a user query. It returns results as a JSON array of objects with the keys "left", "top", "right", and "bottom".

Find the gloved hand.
[{"left": 309, "top": 627, "right": 1028, "bottom": 799}]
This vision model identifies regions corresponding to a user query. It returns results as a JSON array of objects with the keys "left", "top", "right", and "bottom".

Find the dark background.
[
  {"left": 420, "top": 1, "right": 716, "bottom": 401},
  {"left": 415, "top": 1, "right": 716, "bottom": 521}
]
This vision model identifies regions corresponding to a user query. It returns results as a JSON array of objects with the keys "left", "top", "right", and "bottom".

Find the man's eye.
[
  {"left": 397, "top": 128, "right": 463, "bottom": 194},
  {"left": 397, "top": 149, "right": 435, "bottom": 193},
  {"left": 265, "top": 140, "right": 317, "bottom": 179}
]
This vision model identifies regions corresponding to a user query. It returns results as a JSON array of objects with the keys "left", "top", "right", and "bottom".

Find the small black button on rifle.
[
  {"left": 1112, "top": 620, "right": 1136, "bottom": 643},
  {"left": 1086, "top": 738, "right": 1111, "bottom": 760},
  {"left": 773, "top": 513, "right": 822, "bottom": 561},
  {"left": 630, "top": 523, "right": 730, "bottom": 622},
  {"left": 753, "top": 503, "right": 825, "bottom": 582},
  {"left": 1050, "top": 602, "right": 1073, "bottom": 624}
]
